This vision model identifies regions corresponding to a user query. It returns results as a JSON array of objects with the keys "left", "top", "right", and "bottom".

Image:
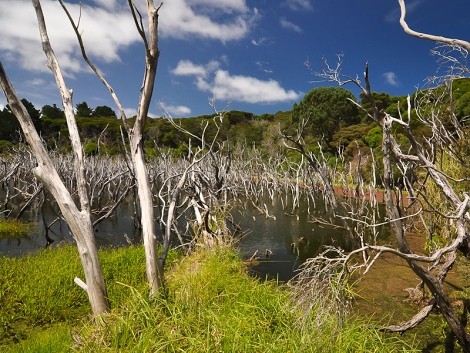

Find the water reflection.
[
  {"left": 233, "top": 195, "right": 356, "bottom": 282},
  {"left": 0, "top": 198, "right": 142, "bottom": 257},
  {"left": 1, "top": 194, "right": 388, "bottom": 282}
]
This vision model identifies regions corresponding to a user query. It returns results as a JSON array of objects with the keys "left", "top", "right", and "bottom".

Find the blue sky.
[{"left": 1, "top": 0, "right": 470, "bottom": 118}]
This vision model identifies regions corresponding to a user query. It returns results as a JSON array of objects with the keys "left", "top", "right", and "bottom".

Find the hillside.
[{"left": 1, "top": 78, "right": 469, "bottom": 159}]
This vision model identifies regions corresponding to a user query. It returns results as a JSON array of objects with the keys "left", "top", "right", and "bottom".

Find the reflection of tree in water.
[{"left": 291, "top": 235, "right": 308, "bottom": 260}]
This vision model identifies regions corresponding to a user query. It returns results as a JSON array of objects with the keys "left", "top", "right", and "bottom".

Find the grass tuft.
[
  {"left": 0, "top": 243, "right": 417, "bottom": 352},
  {"left": 75, "top": 245, "right": 418, "bottom": 352},
  {"left": 2, "top": 324, "right": 73, "bottom": 353}
]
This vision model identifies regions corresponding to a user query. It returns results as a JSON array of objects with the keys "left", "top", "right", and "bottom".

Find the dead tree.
[
  {"left": 157, "top": 110, "right": 233, "bottom": 254},
  {"left": 291, "top": 0, "right": 470, "bottom": 346},
  {"left": 59, "top": 0, "right": 163, "bottom": 296},
  {"left": 281, "top": 123, "right": 376, "bottom": 252},
  {"left": 0, "top": 0, "right": 109, "bottom": 315}
]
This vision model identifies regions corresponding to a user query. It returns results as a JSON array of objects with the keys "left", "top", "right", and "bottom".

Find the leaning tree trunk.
[
  {"left": 0, "top": 63, "right": 109, "bottom": 314},
  {"left": 0, "top": 0, "right": 110, "bottom": 315},
  {"left": 395, "top": 2, "right": 470, "bottom": 348},
  {"left": 58, "top": 0, "right": 163, "bottom": 296},
  {"left": 382, "top": 113, "right": 470, "bottom": 350}
]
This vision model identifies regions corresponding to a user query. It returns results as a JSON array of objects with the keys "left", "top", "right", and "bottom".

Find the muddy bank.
[
  {"left": 333, "top": 185, "right": 413, "bottom": 207},
  {"left": 352, "top": 232, "right": 468, "bottom": 351}
]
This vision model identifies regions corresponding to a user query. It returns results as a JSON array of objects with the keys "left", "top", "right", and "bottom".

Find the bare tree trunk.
[
  {"left": 60, "top": 0, "right": 163, "bottom": 296},
  {"left": 398, "top": 0, "right": 470, "bottom": 51},
  {"left": 382, "top": 133, "right": 469, "bottom": 346},
  {"left": 133, "top": 145, "right": 161, "bottom": 294},
  {"left": 0, "top": 63, "right": 109, "bottom": 314},
  {"left": 396, "top": 2, "right": 470, "bottom": 348},
  {"left": 0, "top": 0, "right": 110, "bottom": 315},
  {"left": 127, "top": 0, "right": 162, "bottom": 296},
  {"left": 382, "top": 116, "right": 410, "bottom": 253},
  {"left": 311, "top": 48, "right": 470, "bottom": 349}
]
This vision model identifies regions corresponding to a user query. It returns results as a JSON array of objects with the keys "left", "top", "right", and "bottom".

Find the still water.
[
  {"left": 233, "top": 195, "right": 355, "bottom": 282},
  {"left": 1, "top": 195, "right": 383, "bottom": 281}
]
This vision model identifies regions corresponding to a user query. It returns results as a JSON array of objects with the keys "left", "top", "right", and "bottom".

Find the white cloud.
[
  {"left": 251, "top": 37, "right": 270, "bottom": 46},
  {"left": 186, "top": 0, "right": 248, "bottom": 13},
  {"left": 385, "top": 0, "right": 423, "bottom": 23},
  {"left": 124, "top": 107, "right": 138, "bottom": 118},
  {"left": 171, "top": 60, "right": 301, "bottom": 104},
  {"left": 0, "top": 0, "right": 255, "bottom": 77},
  {"left": 159, "top": 0, "right": 257, "bottom": 41},
  {"left": 29, "top": 78, "right": 47, "bottom": 87},
  {"left": 383, "top": 72, "right": 399, "bottom": 86},
  {"left": 279, "top": 18, "right": 302, "bottom": 33},
  {"left": 92, "top": 0, "right": 118, "bottom": 10},
  {"left": 256, "top": 61, "right": 273, "bottom": 74},
  {"left": 17, "top": 77, "right": 58, "bottom": 105},
  {"left": 208, "top": 70, "right": 300, "bottom": 103},
  {"left": 171, "top": 60, "right": 220, "bottom": 77},
  {"left": 283, "top": 0, "right": 313, "bottom": 12},
  {"left": 160, "top": 103, "right": 192, "bottom": 117},
  {"left": 0, "top": 0, "right": 139, "bottom": 75}
]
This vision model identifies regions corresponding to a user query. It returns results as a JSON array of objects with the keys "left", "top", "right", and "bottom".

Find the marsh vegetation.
[{"left": 1, "top": 245, "right": 419, "bottom": 353}]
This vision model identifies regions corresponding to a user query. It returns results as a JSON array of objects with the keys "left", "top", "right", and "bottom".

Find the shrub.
[
  {"left": 83, "top": 141, "right": 99, "bottom": 156},
  {"left": 0, "top": 140, "right": 13, "bottom": 152}
]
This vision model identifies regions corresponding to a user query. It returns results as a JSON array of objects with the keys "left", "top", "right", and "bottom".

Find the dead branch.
[{"left": 398, "top": 0, "right": 470, "bottom": 52}]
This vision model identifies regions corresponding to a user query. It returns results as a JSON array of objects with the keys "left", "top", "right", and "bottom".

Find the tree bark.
[
  {"left": 380, "top": 93, "right": 470, "bottom": 352},
  {"left": 398, "top": 0, "right": 470, "bottom": 51}
]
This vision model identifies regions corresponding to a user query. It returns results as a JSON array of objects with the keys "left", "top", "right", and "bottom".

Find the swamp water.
[{"left": 0, "top": 195, "right": 386, "bottom": 282}]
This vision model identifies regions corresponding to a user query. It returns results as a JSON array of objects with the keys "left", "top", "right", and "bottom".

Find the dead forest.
[{"left": 1, "top": 0, "right": 470, "bottom": 351}]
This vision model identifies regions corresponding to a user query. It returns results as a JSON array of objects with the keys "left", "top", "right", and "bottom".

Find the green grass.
[
  {"left": 0, "top": 219, "right": 34, "bottom": 239},
  {"left": 0, "top": 244, "right": 166, "bottom": 348},
  {"left": 75, "top": 246, "right": 417, "bottom": 353},
  {"left": 2, "top": 324, "right": 73, "bottom": 353},
  {"left": 0, "top": 244, "right": 418, "bottom": 352}
]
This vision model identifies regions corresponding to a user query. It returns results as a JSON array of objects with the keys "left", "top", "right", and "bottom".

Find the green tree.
[
  {"left": 330, "top": 123, "right": 373, "bottom": 157},
  {"left": 455, "top": 91, "right": 470, "bottom": 121},
  {"left": 92, "top": 105, "right": 116, "bottom": 118},
  {"left": 0, "top": 107, "right": 19, "bottom": 141},
  {"left": 226, "top": 110, "right": 253, "bottom": 124},
  {"left": 359, "top": 92, "right": 404, "bottom": 121},
  {"left": 21, "top": 99, "right": 41, "bottom": 131},
  {"left": 364, "top": 125, "right": 382, "bottom": 149},
  {"left": 2, "top": 100, "right": 39, "bottom": 141},
  {"left": 41, "top": 104, "right": 65, "bottom": 119},
  {"left": 292, "top": 87, "right": 360, "bottom": 144},
  {"left": 76, "top": 101, "right": 93, "bottom": 118}
]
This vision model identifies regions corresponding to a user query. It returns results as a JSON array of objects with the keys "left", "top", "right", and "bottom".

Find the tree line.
[
  {"left": 2, "top": 80, "right": 470, "bottom": 164},
  {"left": 0, "top": 100, "right": 115, "bottom": 145}
]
